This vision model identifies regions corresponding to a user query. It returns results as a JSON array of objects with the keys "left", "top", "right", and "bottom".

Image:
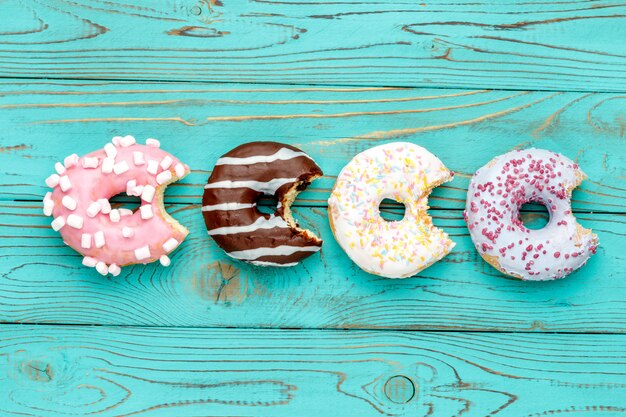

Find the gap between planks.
[
  {"left": 0, "top": 75, "right": 622, "bottom": 95},
  {"left": 2, "top": 321, "right": 626, "bottom": 336}
]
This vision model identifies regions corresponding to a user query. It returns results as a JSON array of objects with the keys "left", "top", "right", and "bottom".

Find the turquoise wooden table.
[{"left": 1, "top": 1, "right": 625, "bottom": 415}]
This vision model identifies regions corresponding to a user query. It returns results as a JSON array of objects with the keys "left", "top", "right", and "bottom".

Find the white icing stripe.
[
  {"left": 227, "top": 245, "right": 320, "bottom": 261},
  {"left": 204, "top": 178, "right": 296, "bottom": 194},
  {"left": 208, "top": 215, "right": 288, "bottom": 236},
  {"left": 202, "top": 203, "right": 256, "bottom": 212},
  {"left": 249, "top": 260, "right": 299, "bottom": 267},
  {"left": 215, "top": 148, "right": 313, "bottom": 166}
]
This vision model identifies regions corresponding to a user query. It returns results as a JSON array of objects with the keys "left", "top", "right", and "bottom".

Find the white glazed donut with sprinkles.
[
  {"left": 464, "top": 148, "right": 599, "bottom": 281},
  {"left": 328, "top": 142, "right": 455, "bottom": 278},
  {"left": 43, "top": 136, "right": 190, "bottom": 276}
]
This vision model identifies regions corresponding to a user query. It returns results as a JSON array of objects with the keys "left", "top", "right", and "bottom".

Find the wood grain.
[
  {"left": 1, "top": 1, "right": 625, "bottom": 413},
  {"left": 1, "top": 201, "right": 623, "bottom": 332},
  {"left": 2, "top": 324, "right": 626, "bottom": 416},
  {"left": 0, "top": 1, "right": 625, "bottom": 91},
  {"left": 0, "top": 80, "right": 624, "bottom": 212}
]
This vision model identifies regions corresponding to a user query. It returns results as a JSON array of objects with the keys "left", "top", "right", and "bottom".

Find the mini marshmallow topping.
[
  {"left": 45, "top": 174, "right": 60, "bottom": 188},
  {"left": 134, "top": 245, "right": 151, "bottom": 261},
  {"left": 82, "top": 157, "right": 99, "bottom": 168},
  {"left": 67, "top": 214, "right": 84, "bottom": 229},
  {"left": 113, "top": 160, "right": 129, "bottom": 175},
  {"left": 122, "top": 226, "right": 134, "bottom": 238},
  {"left": 104, "top": 143, "right": 117, "bottom": 159},
  {"left": 96, "top": 261, "right": 108, "bottom": 276},
  {"left": 94, "top": 231, "right": 105, "bottom": 248},
  {"left": 51, "top": 216, "right": 65, "bottom": 231},
  {"left": 133, "top": 151, "right": 145, "bottom": 166},
  {"left": 161, "top": 155, "right": 173, "bottom": 170},
  {"left": 59, "top": 175, "right": 72, "bottom": 192},
  {"left": 162, "top": 237, "right": 179, "bottom": 252},
  {"left": 146, "top": 160, "right": 159, "bottom": 175},
  {"left": 141, "top": 185, "right": 155, "bottom": 203},
  {"left": 86, "top": 201, "right": 102, "bottom": 218},
  {"left": 82, "top": 256, "right": 97, "bottom": 267},
  {"left": 44, "top": 136, "right": 189, "bottom": 275},
  {"left": 55, "top": 162, "right": 66, "bottom": 175},
  {"left": 102, "top": 158, "right": 114, "bottom": 174},
  {"left": 120, "top": 135, "right": 136, "bottom": 147},
  {"left": 43, "top": 199, "right": 54, "bottom": 217},
  {"left": 109, "top": 209, "right": 121, "bottom": 223},
  {"left": 174, "top": 163, "right": 185, "bottom": 178},
  {"left": 81, "top": 233, "right": 92, "bottom": 249},
  {"left": 62, "top": 195, "right": 77, "bottom": 211},
  {"left": 98, "top": 199, "right": 112, "bottom": 214},
  {"left": 156, "top": 170, "right": 172, "bottom": 185},
  {"left": 146, "top": 138, "right": 160, "bottom": 148},
  {"left": 160, "top": 255, "right": 171, "bottom": 266},
  {"left": 64, "top": 154, "right": 79, "bottom": 168},
  {"left": 140, "top": 204, "right": 153, "bottom": 220},
  {"left": 108, "top": 264, "right": 121, "bottom": 276},
  {"left": 130, "top": 185, "right": 144, "bottom": 197},
  {"left": 126, "top": 180, "right": 137, "bottom": 195}
]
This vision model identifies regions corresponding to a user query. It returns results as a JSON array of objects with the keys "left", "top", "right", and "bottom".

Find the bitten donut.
[
  {"left": 328, "top": 142, "right": 455, "bottom": 278},
  {"left": 203, "top": 142, "right": 323, "bottom": 267},
  {"left": 464, "top": 148, "right": 598, "bottom": 281},
  {"left": 43, "top": 136, "right": 190, "bottom": 276}
]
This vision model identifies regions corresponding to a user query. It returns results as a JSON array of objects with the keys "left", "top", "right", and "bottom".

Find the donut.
[
  {"left": 202, "top": 142, "right": 323, "bottom": 267},
  {"left": 43, "top": 136, "right": 190, "bottom": 276},
  {"left": 464, "top": 148, "right": 599, "bottom": 281},
  {"left": 328, "top": 142, "right": 455, "bottom": 278}
]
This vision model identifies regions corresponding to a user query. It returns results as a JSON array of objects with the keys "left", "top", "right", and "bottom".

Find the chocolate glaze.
[{"left": 202, "top": 142, "right": 323, "bottom": 266}]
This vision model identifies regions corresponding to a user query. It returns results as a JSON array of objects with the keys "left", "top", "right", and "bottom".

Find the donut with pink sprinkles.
[{"left": 464, "top": 148, "right": 598, "bottom": 281}]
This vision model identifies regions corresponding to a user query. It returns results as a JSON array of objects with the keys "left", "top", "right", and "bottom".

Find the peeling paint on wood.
[
  {"left": 2, "top": 325, "right": 626, "bottom": 416},
  {"left": 0, "top": 81, "right": 624, "bottom": 212},
  {"left": 0, "top": 1, "right": 625, "bottom": 91},
  {"left": 0, "top": 201, "right": 623, "bottom": 332}
]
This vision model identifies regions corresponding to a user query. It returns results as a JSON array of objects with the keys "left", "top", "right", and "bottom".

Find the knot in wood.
[{"left": 384, "top": 375, "right": 415, "bottom": 404}]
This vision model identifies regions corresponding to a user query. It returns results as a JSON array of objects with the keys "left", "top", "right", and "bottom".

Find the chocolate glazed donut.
[{"left": 203, "top": 142, "right": 323, "bottom": 266}]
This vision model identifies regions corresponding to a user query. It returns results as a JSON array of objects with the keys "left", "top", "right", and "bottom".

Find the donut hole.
[
  {"left": 519, "top": 202, "right": 550, "bottom": 230},
  {"left": 109, "top": 193, "right": 142, "bottom": 213},
  {"left": 378, "top": 198, "right": 406, "bottom": 222},
  {"left": 257, "top": 195, "right": 279, "bottom": 215}
]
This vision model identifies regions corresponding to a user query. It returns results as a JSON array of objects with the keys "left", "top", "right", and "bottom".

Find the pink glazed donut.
[
  {"left": 43, "top": 136, "right": 190, "bottom": 276},
  {"left": 464, "top": 148, "right": 598, "bottom": 281}
]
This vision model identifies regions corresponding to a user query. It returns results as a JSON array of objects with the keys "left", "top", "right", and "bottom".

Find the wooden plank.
[
  {"left": 2, "top": 324, "right": 626, "bottom": 416},
  {"left": 1, "top": 201, "right": 623, "bottom": 331},
  {"left": 1, "top": 80, "right": 624, "bottom": 212},
  {"left": 0, "top": 0, "right": 625, "bottom": 92}
]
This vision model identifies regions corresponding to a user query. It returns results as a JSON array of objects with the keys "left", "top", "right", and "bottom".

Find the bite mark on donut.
[{"left": 281, "top": 175, "right": 323, "bottom": 245}]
